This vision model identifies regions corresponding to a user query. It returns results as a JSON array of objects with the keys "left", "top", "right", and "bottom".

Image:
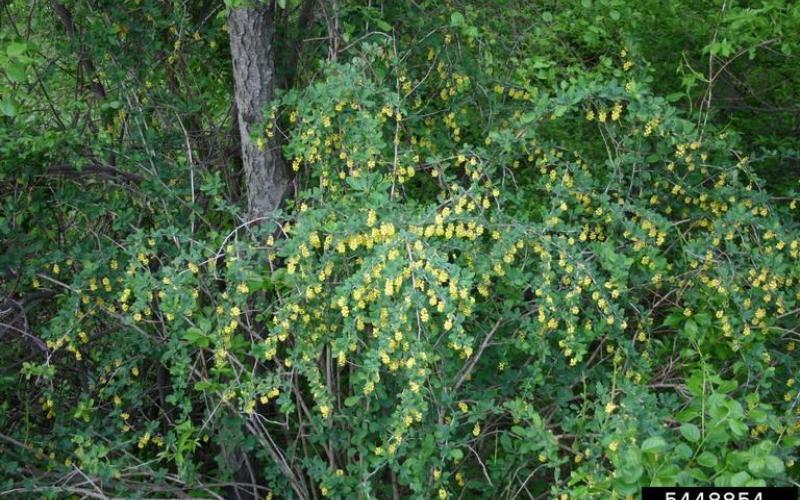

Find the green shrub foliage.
[{"left": 1, "top": 0, "right": 799, "bottom": 498}]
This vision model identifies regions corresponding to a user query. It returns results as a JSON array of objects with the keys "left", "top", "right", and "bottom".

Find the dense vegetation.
[{"left": 1, "top": 0, "right": 799, "bottom": 498}]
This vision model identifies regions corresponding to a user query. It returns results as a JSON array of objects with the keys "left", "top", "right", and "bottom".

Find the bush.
[{"left": 2, "top": 1, "right": 799, "bottom": 498}]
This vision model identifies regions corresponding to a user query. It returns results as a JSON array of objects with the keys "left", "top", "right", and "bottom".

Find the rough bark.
[
  {"left": 228, "top": 3, "right": 289, "bottom": 219},
  {"left": 225, "top": 6, "right": 291, "bottom": 498}
]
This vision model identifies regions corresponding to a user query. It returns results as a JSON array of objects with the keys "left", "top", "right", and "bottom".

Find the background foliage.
[{"left": 1, "top": 0, "right": 799, "bottom": 498}]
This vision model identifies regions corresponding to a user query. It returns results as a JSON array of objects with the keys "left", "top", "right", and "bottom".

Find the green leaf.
[
  {"left": 675, "top": 443, "right": 693, "bottom": 460},
  {"left": 683, "top": 319, "right": 699, "bottom": 339},
  {"left": 499, "top": 434, "right": 512, "bottom": 452},
  {"left": 662, "top": 313, "right": 682, "bottom": 328},
  {"left": 344, "top": 396, "right": 359, "bottom": 407},
  {"left": 618, "top": 448, "right": 643, "bottom": 484},
  {"left": 728, "top": 419, "right": 748, "bottom": 437},
  {"left": 0, "top": 99, "right": 17, "bottom": 117},
  {"left": 6, "top": 42, "right": 27, "bottom": 58},
  {"left": 511, "top": 425, "right": 526, "bottom": 436},
  {"left": 345, "top": 175, "right": 366, "bottom": 191},
  {"left": 182, "top": 327, "right": 209, "bottom": 348},
  {"left": 748, "top": 456, "right": 766, "bottom": 476},
  {"left": 680, "top": 423, "right": 701, "bottom": 443},
  {"left": 730, "top": 471, "right": 751, "bottom": 486},
  {"left": 5, "top": 63, "right": 26, "bottom": 83},
  {"left": 450, "top": 12, "right": 465, "bottom": 27},
  {"left": 764, "top": 456, "right": 784, "bottom": 477},
  {"left": 374, "top": 19, "right": 392, "bottom": 31},
  {"left": 697, "top": 451, "right": 718, "bottom": 468},
  {"left": 197, "top": 317, "right": 212, "bottom": 333},
  {"left": 645, "top": 154, "right": 661, "bottom": 163},
  {"left": 450, "top": 448, "right": 464, "bottom": 461},
  {"left": 641, "top": 436, "right": 667, "bottom": 453}
]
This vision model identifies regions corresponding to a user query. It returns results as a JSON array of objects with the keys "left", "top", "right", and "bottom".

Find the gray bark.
[
  {"left": 228, "top": 3, "right": 289, "bottom": 219},
  {"left": 224, "top": 7, "right": 292, "bottom": 499}
]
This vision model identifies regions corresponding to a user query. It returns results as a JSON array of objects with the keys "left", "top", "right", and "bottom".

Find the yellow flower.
[
  {"left": 138, "top": 432, "right": 151, "bottom": 449},
  {"left": 611, "top": 103, "right": 623, "bottom": 121},
  {"left": 420, "top": 308, "right": 429, "bottom": 323}
]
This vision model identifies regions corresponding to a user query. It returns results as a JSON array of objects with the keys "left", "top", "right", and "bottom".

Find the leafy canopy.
[{"left": 1, "top": 0, "right": 799, "bottom": 498}]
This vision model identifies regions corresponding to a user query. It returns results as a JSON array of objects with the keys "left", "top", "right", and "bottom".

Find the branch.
[
  {"left": 46, "top": 164, "right": 144, "bottom": 184},
  {"left": 49, "top": 1, "right": 106, "bottom": 100},
  {"left": 453, "top": 319, "right": 503, "bottom": 392}
]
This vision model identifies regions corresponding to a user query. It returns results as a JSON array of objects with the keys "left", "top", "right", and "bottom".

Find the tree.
[{"left": 227, "top": 1, "right": 290, "bottom": 219}]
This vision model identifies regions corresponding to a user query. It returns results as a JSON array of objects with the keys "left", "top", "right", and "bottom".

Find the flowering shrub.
[
  {"left": 2, "top": 0, "right": 799, "bottom": 498},
  {"left": 257, "top": 54, "right": 800, "bottom": 496}
]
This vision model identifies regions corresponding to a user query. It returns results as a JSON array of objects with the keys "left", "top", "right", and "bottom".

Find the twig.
[{"left": 453, "top": 319, "right": 503, "bottom": 392}]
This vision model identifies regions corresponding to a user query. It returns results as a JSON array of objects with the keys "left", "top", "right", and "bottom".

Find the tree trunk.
[
  {"left": 228, "top": 2, "right": 289, "bottom": 219},
  {"left": 225, "top": 6, "right": 291, "bottom": 499}
]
